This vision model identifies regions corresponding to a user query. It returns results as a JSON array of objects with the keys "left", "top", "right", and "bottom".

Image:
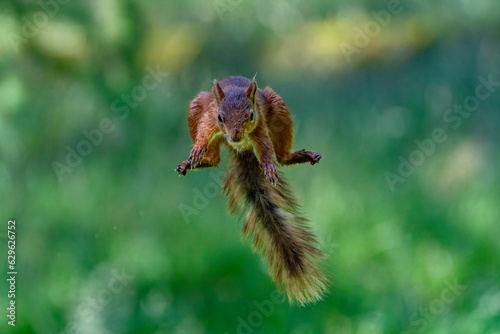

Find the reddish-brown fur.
[{"left": 176, "top": 76, "right": 327, "bottom": 304}]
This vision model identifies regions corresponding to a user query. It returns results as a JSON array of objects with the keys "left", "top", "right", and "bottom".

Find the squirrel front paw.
[
  {"left": 176, "top": 160, "right": 190, "bottom": 175},
  {"left": 188, "top": 145, "right": 207, "bottom": 167},
  {"left": 308, "top": 151, "right": 322, "bottom": 165},
  {"left": 298, "top": 149, "right": 322, "bottom": 165},
  {"left": 261, "top": 161, "right": 278, "bottom": 185}
]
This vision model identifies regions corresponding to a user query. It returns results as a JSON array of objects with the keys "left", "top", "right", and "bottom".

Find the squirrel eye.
[
  {"left": 249, "top": 111, "right": 254, "bottom": 121},
  {"left": 218, "top": 114, "right": 223, "bottom": 123}
]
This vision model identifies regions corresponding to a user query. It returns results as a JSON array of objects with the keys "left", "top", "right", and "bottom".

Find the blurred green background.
[{"left": 1, "top": 0, "right": 500, "bottom": 333}]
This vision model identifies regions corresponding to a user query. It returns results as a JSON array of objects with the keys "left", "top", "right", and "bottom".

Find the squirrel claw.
[
  {"left": 262, "top": 162, "right": 278, "bottom": 185},
  {"left": 309, "top": 152, "right": 322, "bottom": 165},
  {"left": 188, "top": 145, "right": 207, "bottom": 166},
  {"left": 176, "top": 161, "right": 189, "bottom": 176}
]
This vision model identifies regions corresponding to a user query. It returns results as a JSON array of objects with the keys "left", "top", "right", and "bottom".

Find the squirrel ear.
[
  {"left": 213, "top": 80, "right": 224, "bottom": 104},
  {"left": 246, "top": 79, "right": 257, "bottom": 104}
]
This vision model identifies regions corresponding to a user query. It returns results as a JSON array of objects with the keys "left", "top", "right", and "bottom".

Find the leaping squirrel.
[{"left": 176, "top": 76, "right": 328, "bottom": 305}]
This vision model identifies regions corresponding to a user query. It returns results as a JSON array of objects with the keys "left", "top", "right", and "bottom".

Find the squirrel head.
[{"left": 212, "top": 79, "right": 258, "bottom": 144}]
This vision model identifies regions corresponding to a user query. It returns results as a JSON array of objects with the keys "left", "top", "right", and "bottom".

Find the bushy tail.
[{"left": 224, "top": 151, "right": 327, "bottom": 305}]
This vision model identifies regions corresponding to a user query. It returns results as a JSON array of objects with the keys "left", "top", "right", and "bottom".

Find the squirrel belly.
[{"left": 224, "top": 149, "right": 328, "bottom": 305}]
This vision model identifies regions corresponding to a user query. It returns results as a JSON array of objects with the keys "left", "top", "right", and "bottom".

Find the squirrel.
[{"left": 176, "top": 76, "right": 328, "bottom": 305}]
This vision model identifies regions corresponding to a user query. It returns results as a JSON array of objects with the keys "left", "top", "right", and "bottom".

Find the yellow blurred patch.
[{"left": 139, "top": 25, "right": 204, "bottom": 73}]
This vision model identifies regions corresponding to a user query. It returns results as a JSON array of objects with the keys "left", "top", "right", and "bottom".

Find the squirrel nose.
[
  {"left": 231, "top": 136, "right": 242, "bottom": 143},
  {"left": 230, "top": 132, "right": 242, "bottom": 142}
]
